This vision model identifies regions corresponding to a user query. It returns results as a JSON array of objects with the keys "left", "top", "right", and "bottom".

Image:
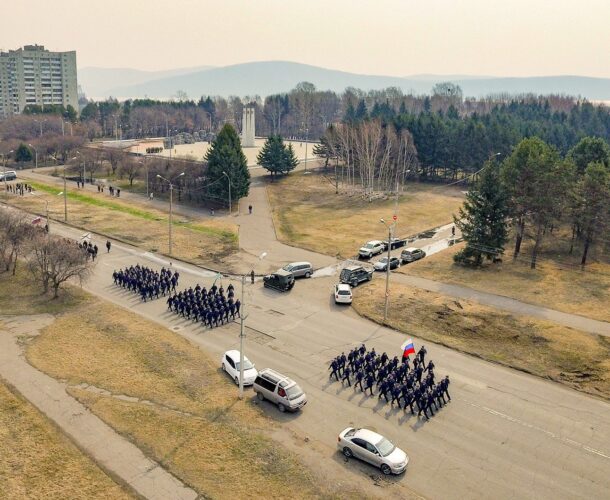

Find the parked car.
[
  {"left": 0, "top": 170, "right": 17, "bottom": 181},
  {"left": 334, "top": 283, "right": 353, "bottom": 304},
  {"left": 339, "top": 265, "right": 373, "bottom": 287},
  {"left": 373, "top": 256, "right": 401, "bottom": 271},
  {"left": 253, "top": 368, "right": 307, "bottom": 412},
  {"left": 400, "top": 247, "right": 426, "bottom": 264},
  {"left": 221, "top": 350, "right": 258, "bottom": 386},
  {"left": 384, "top": 237, "right": 407, "bottom": 250},
  {"left": 337, "top": 427, "right": 409, "bottom": 475},
  {"left": 281, "top": 261, "right": 313, "bottom": 279},
  {"left": 358, "top": 240, "right": 385, "bottom": 259},
  {"left": 263, "top": 269, "right": 295, "bottom": 292}
]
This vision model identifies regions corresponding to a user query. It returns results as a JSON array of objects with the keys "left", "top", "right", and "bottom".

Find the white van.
[
  {"left": 253, "top": 368, "right": 307, "bottom": 412},
  {"left": 0, "top": 170, "right": 17, "bottom": 181}
]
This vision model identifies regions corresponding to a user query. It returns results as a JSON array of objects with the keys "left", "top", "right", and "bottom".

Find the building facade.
[{"left": 0, "top": 45, "right": 78, "bottom": 118}]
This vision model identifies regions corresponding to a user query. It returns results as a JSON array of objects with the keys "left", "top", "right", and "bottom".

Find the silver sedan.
[{"left": 337, "top": 427, "right": 409, "bottom": 475}]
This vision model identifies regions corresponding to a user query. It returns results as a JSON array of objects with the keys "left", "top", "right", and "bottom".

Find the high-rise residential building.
[{"left": 0, "top": 44, "right": 78, "bottom": 118}]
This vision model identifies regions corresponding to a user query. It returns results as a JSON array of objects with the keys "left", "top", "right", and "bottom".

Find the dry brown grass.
[
  {"left": 399, "top": 240, "right": 610, "bottom": 323},
  {"left": 25, "top": 296, "right": 326, "bottom": 499},
  {"left": 353, "top": 280, "right": 610, "bottom": 400},
  {"left": 267, "top": 171, "right": 464, "bottom": 257},
  {"left": 0, "top": 380, "right": 133, "bottom": 499},
  {"left": 4, "top": 181, "right": 237, "bottom": 265}
]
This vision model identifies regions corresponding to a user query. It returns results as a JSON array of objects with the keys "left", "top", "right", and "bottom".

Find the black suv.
[
  {"left": 263, "top": 269, "right": 295, "bottom": 292},
  {"left": 340, "top": 265, "right": 373, "bottom": 287}
]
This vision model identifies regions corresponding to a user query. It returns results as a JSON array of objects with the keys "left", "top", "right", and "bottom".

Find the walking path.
[
  {"left": 0, "top": 315, "right": 197, "bottom": 500},
  {"left": 393, "top": 273, "right": 610, "bottom": 336}
]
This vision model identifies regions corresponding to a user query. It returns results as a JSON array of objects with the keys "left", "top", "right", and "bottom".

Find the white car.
[
  {"left": 358, "top": 240, "right": 385, "bottom": 259},
  {"left": 334, "top": 283, "right": 353, "bottom": 304},
  {"left": 221, "top": 350, "right": 258, "bottom": 386},
  {"left": 337, "top": 427, "right": 409, "bottom": 475},
  {"left": 373, "top": 256, "right": 401, "bottom": 271}
]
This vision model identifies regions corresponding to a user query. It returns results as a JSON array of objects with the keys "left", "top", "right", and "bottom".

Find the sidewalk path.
[
  {"left": 0, "top": 315, "right": 197, "bottom": 500},
  {"left": 393, "top": 273, "right": 610, "bottom": 337}
]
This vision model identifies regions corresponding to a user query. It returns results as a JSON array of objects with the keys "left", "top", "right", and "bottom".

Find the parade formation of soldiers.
[
  {"left": 328, "top": 344, "right": 451, "bottom": 420},
  {"left": 113, "top": 264, "right": 179, "bottom": 301},
  {"left": 166, "top": 282, "right": 241, "bottom": 328}
]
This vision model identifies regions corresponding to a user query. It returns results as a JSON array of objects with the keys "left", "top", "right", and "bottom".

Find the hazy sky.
[{"left": 4, "top": 0, "right": 610, "bottom": 77}]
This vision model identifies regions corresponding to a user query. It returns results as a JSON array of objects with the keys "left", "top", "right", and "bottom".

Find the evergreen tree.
[
  {"left": 15, "top": 143, "right": 33, "bottom": 163},
  {"left": 567, "top": 136, "right": 610, "bottom": 174},
  {"left": 575, "top": 162, "right": 610, "bottom": 268},
  {"left": 204, "top": 124, "right": 250, "bottom": 203},
  {"left": 257, "top": 135, "right": 298, "bottom": 180},
  {"left": 454, "top": 161, "right": 509, "bottom": 266},
  {"left": 355, "top": 99, "right": 368, "bottom": 122}
]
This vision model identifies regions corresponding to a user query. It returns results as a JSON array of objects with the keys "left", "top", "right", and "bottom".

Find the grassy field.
[
  {"left": 399, "top": 240, "right": 610, "bottom": 323},
  {"left": 267, "top": 171, "right": 464, "bottom": 258},
  {"left": 4, "top": 180, "right": 237, "bottom": 266},
  {"left": 0, "top": 380, "right": 133, "bottom": 499},
  {"left": 13, "top": 276, "right": 331, "bottom": 498},
  {"left": 353, "top": 280, "right": 610, "bottom": 400}
]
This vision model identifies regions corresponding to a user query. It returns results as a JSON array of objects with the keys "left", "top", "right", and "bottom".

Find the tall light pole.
[
  {"left": 157, "top": 172, "right": 184, "bottom": 256},
  {"left": 304, "top": 127, "right": 309, "bottom": 173},
  {"left": 28, "top": 143, "right": 38, "bottom": 168},
  {"left": 2, "top": 150, "right": 14, "bottom": 198},
  {"left": 222, "top": 171, "right": 231, "bottom": 215},
  {"left": 75, "top": 150, "right": 84, "bottom": 185},
  {"left": 139, "top": 159, "right": 149, "bottom": 198},
  {"left": 380, "top": 218, "right": 394, "bottom": 322}
]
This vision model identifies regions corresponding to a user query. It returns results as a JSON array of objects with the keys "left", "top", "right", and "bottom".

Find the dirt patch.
[
  {"left": 267, "top": 171, "right": 464, "bottom": 258},
  {"left": 353, "top": 280, "right": 610, "bottom": 400},
  {"left": 0, "top": 379, "right": 133, "bottom": 499},
  {"left": 399, "top": 240, "right": 610, "bottom": 323}
]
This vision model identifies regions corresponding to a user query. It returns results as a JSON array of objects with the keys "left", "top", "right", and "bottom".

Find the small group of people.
[
  {"left": 78, "top": 240, "right": 98, "bottom": 261},
  {"left": 96, "top": 184, "right": 105, "bottom": 193},
  {"left": 329, "top": 344, "right": 451, "bottom": 420},
  {"left": 112, "top": 264, "right": 179, "bottom": 301},
  {"left": 108, "top": 186, "right": 120, "bottom": 197},
  {"left": 166, "top": 282, "right": 241, "bottom": 328},
  {"left": 6, "top": 182, "right": 32, "bottom": 195}
]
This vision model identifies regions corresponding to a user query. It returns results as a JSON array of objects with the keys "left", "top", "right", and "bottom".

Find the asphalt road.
[{"left": 37, "top": 219, "right": 610, "bottom": 500}]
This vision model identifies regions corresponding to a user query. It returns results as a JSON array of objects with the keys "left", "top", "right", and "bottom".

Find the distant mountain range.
[{"left": 79, "top": 61, "right": 610, "bottom": 101}]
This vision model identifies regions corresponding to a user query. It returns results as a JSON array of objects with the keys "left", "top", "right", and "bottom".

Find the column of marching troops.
[
  {"left": 112, "top": 264, "right": 241, "bottom": 329},
  {"left": 329, "top": 344, "right": 451, "bottom": 420},
  {"left": 113, "top": 265, "right": 179, "bottom": 301}
]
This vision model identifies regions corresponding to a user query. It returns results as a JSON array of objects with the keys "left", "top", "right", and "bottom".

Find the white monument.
[{"left": 241, "top": 105, "right": 255, "bottom": 147}]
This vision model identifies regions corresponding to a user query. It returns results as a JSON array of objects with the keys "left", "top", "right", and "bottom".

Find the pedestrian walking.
[
  {"left": 248, "top": 204, "right": 253, "bottom": 214},
  {"left": 329, "top": 359, "right": 340, "bottom": 381},
  {"left": 106, "top": 240, "right": 111, "bottom": 253}
]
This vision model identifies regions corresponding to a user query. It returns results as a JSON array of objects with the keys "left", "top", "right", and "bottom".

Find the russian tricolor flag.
[{"left": 401, "top": 338, "right": 415, "bottom": 359}]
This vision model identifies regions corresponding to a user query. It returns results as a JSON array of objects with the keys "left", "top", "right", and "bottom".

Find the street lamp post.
[
  {"left": 304, "top": 127, "right": 309, "bottom": 173},
  {"left": 238, "top": 273, "right": 246, "bottom": 398},
  {"left": 380, "top": 218, "right": 393, "bottom": 322},
  {"left": 157, "top": 172, "right": 185, "bottom": 256},
  {"left": 2, "top": 150, "right": 14, "bottom": 198},
  {"left": 222, "top": 171, "right": 231, "bottom": 215},
  {"left": 28, "top": 144, "right": 38, "bottom": 168}
]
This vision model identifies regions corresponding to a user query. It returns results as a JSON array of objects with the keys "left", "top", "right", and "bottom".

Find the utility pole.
[
  {"left": 304, "top": 127, "right": 309, "bottom": 173},
  {"left": 28, "top": 144, "right": 38, "bottom": 168},
  {"left": 157, "top": 173, "right": 184, "bottom": 256},
  {"left": 380, "top": 218, "right": 394, "bottom": 322},
  {"left": 238, "top": 274, "right": 246, "bottom": 399},
  {"left": 2, "top": 150, "right": 13, "bottom": 198},
  {"left": 63, "top": 165, "right": 67, "bottom": 221},
  {"left": 222, "top": 171, "right": 231, "bottom": 215}
]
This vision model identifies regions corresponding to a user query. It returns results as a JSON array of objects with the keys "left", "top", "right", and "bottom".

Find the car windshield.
[
  {"left": 365, "top": 243, "right": 375, "bottom": 249},
  {"left": 379, "top": 258, "right": 388, "bottom": 263},
  {"left": 338, "top": 290, "right": 351, "bottom": 295},
  {"left": 375, "top": 437, "right": 396, "bottom": 457},
  {"left": 340, "top": 270, "right": 351, "bottom": 280},
  {"left": 282, "top": 264, "right": 294, "bottom": 272},
  {"left": 285, "top": 384, "right": 304, "bottom": 400},
  {"left": 235, "top": 359, "right": 254, "bottom": 371}
]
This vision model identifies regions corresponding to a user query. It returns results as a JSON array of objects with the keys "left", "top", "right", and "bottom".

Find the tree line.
[{"left": 455, "top": 136, "right": 610, "bottom": 269}]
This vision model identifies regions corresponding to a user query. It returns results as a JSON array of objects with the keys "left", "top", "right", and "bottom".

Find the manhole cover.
[{"left": 171, "top": 326, "right": 183, "bottom": 332}]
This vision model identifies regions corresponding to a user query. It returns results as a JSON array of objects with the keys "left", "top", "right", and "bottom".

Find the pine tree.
[
  {"left": 204, "top": 124, "right": 250, "bottom": 203},
  {"left": 15, "top": 143, "right": 33, "bottom": 163},
  {"left": 454, "top": 162, "right": 509, "bottom": 266},
  {"left": 257, "top": 135, "right": 298, "bottom": 180}
]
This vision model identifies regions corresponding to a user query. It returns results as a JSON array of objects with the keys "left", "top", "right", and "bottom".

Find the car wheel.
[
  {"left": 305, "top": 272, "right": 311, "bottom": 278},
  {"left": 381, "top": 464, "right": 392, "bottom": 475},
  {"left": 257, "top": 391, "right": 264, "bottom": 401},
  {"left": 278, "top": 403, "right": 286, "bottom": 413},
  {"left": 343, "top": 447, "right": 353, "bottom": 458},
  {"left": 234, "top": 376, "right": 239, "bottom": 385},
  {"left": 351, "top": 280, "right": 358, "bottom": 287}
]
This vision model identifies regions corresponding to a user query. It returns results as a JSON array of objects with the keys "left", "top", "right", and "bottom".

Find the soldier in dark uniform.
[
  {"left": 354, "top": 370, "right": 365, "bottom": 391},
  {"left": 442, "top": 375, "right": 451, "bottom": 401},
  {"left": 364, "top": 372, "right": 375, "bottom": 395},
  {"left": 426, "top": 360, "right": 435, "bottom": 373},
  {"left": 403, "top": 386, "right": 415, "bottom": 414},
  {"left": 341, "top": 366, "right": 352, "bottom": 386},
  {"left": 378, "top": 379, "right": 390, "bottom": 401},
  {"left": 417, "top": 345, "right": 427, "bottom": 365},
  {"left": 329, "top": 359, "right": 340, "bottom": 381},
  {"left": 390, "top": 383, "right": 402, "bottom": 406},
  {"left": 235, "top": 299, "right": 241, "bottom": 317}
]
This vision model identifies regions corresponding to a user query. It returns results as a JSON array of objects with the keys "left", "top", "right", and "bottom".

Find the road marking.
[{"left": 460, "top": 397, "right": 610, "bottom": 460}]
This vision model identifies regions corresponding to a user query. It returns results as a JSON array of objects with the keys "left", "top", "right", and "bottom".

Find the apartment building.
[{"left": 0, "top": 44, "right": 78, "bottom": 118}]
